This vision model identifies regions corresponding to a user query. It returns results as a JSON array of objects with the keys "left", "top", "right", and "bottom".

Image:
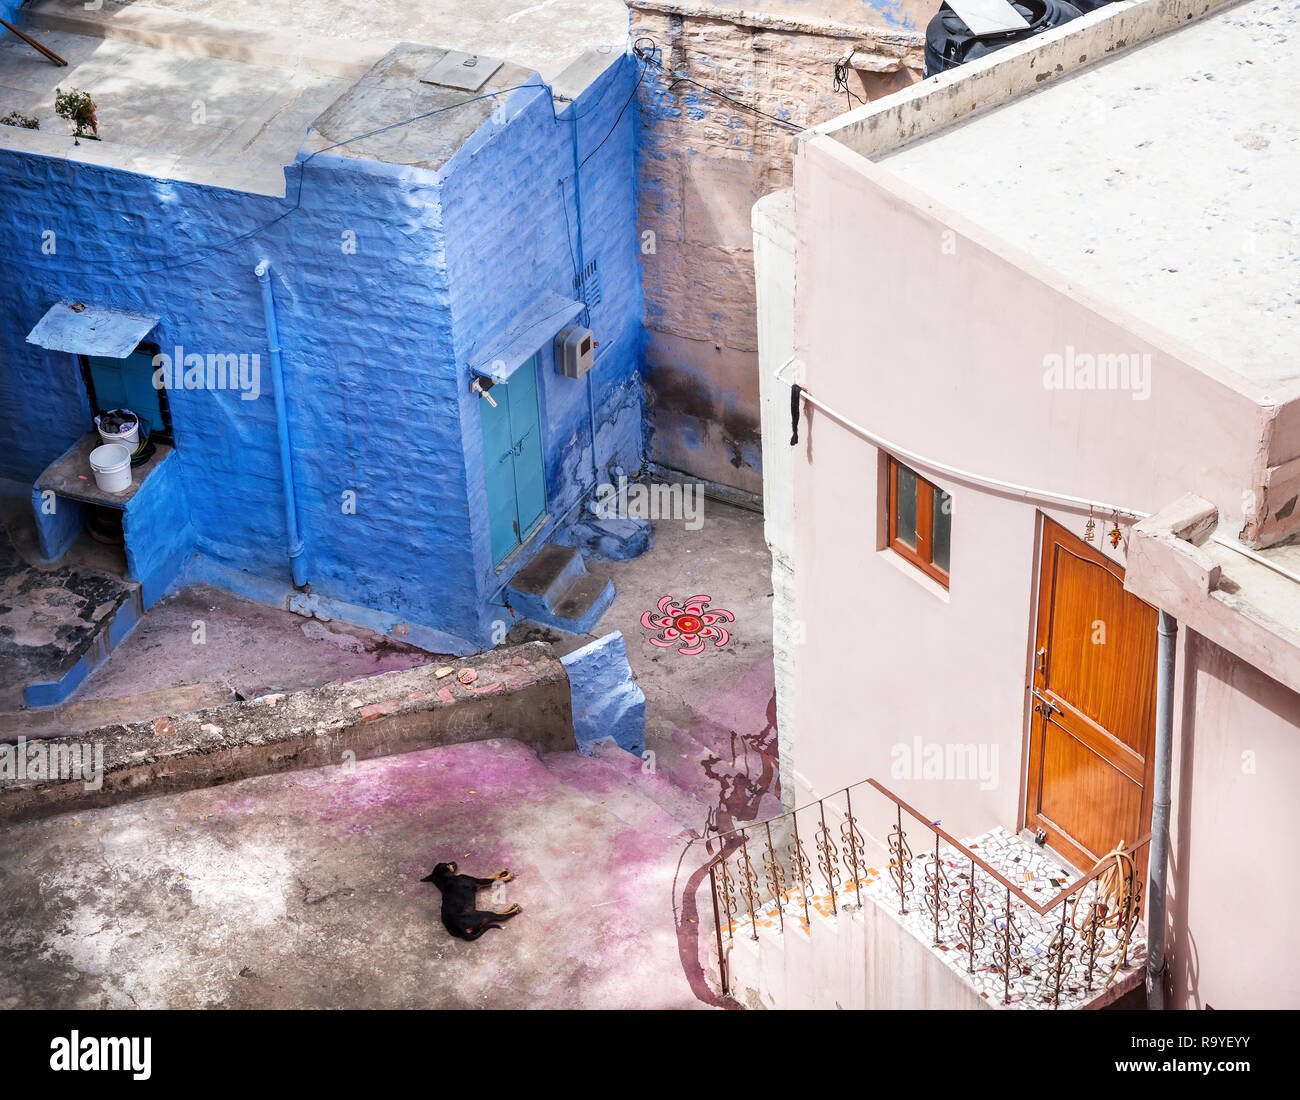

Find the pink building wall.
[
  {"left": 1168, "top": 632, "right": 1300, "bottom": 1009},
  {"left": 787, "top": 134, "right": 1300, "bottom": 1007}
]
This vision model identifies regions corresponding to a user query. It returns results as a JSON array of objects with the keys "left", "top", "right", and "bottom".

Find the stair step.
[
  {"left": 508, "top": 544, "right": 586, "bottom": 611},
  {"left": 553, "top": 512, "right": 653, "bottom": 562},
  {"left": 553, "top": 571, "right": 613, "bottom": 622}
]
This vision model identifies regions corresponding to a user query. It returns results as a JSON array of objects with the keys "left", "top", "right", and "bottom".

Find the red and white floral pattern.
[{"left": 640, "top": 594, "right": 734, "bottom": 655}]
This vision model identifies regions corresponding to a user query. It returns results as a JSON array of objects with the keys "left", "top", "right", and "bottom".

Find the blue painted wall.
[
  {"left": 436, "top": 54, "right": 645, "bottom": 640},
  {"left": 0, "top": 53, "right": 645, "bottom": 653}
]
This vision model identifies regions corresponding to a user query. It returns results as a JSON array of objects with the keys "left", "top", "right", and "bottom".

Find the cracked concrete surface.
[
  {"left": 0, "top": 738, "right": 703, "bottom": 1009},
  {"left": 0, "top": 504, "right": 773, "bottom": 1007}
]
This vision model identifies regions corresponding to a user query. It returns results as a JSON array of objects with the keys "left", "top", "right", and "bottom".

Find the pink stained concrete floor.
[
  {"left": 1, "top": 582, "right": 439, "bottom": 737},
  {"left": 0, "top": 502, "right": 775, "bottom": 1007},
  {"left": 0, "top": 738, "right": 708, "bottom": 1009}
]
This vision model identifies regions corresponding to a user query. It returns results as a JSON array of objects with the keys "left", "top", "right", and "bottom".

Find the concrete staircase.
[
  {"left": 713, "top": 822, "right": 1149, "bottom": 1011},
  {"left": 506, "top": 545, "right": 615, "bottom": 636}
]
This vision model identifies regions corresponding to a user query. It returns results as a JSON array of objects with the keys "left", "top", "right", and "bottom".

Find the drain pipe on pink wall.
[{"left": 1146, "top": 609, "right": 1176, "bottom": 1010}]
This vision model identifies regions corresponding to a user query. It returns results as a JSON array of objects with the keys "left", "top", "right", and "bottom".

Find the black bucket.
[{"left": 924, "top": 0, "right": 1086, "bottom": 77}]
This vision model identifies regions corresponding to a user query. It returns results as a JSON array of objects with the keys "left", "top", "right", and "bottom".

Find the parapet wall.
[{"left": 0, "top": 641, "right": 573, "bottom": 824}]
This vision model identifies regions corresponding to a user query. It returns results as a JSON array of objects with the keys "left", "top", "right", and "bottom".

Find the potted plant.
[{"left": 54, "top": 88, "right": 97, "bottom": 144}]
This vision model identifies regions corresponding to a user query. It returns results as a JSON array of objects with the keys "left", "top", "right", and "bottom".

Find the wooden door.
[{"left": 1025, "top": 519, "right": 1157, "bottom": 879}]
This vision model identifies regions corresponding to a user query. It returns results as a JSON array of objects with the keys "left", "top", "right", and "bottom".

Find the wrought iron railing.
[{"left": 704, "top": 777, "right": 1150, "bottom": 1008}]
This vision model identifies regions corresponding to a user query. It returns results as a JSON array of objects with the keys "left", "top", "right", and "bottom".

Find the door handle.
[{"left": 1036, "top": 647, "right": 1047, "bottom": 673}]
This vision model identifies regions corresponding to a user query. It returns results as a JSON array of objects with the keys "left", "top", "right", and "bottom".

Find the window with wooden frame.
[{"left": 888, "top": 457, "right": 951, "bottom": 588}]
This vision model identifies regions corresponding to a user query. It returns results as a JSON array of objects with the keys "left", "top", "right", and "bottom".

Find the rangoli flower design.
[{"left": 640, "top": 594, "right": 734, "bottom": 655}]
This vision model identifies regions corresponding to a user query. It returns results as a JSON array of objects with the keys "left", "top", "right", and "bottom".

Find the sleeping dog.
[{"left": 421, "top": 861, "right": 522, "bottom": 940}]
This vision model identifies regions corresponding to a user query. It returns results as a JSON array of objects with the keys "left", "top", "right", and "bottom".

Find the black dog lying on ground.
[{"left": 421, "top": 861, "right": 521, "bottom": 940}]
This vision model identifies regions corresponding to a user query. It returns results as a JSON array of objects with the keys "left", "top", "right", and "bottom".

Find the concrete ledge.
[
  {"left": 811, "top": 0, "right": 1241, "bottom": 160},
  {"left": 1125, "top": 496, "right": 1300, "bottom": 695},
  {"left": 627, "top": 0, "right": 923, "bottom": 48},
  {"left": 0, "top": 126, "right": 289, "bottom": 197},
  {"left": 0, "top": 641, "right": 573, "bottom": 825}
]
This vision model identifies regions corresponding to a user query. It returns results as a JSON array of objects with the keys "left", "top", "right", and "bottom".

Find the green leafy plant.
[
  {"left": 54, "top": 88, "right": 98, "bottom": 143},
  {"left": 0, "top": 111, "right": 39, "bottom": 130}
]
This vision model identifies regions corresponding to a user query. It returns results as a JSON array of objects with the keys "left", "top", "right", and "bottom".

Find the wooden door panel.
[
  {"left": 1043, "top": 548, "right": 1157, "bottom": 754},
  {"left": 1026, "top": 520, "right": 1156, "bottom": 877},
  {"left": 1038, "top": 722, "right": 1144, "bottom": 857}
]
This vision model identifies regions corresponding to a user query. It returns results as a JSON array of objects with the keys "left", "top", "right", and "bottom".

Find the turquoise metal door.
[{"left": 480, "top": 355, "right": 547, "bottom": 566}]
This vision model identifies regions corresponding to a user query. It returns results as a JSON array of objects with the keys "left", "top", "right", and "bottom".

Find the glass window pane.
[
  {"left": 932, "top": 489, "right": 952, "bottom": 573},
  {"left": 895, "top": 464, "right": 917, "bottom": 549}
]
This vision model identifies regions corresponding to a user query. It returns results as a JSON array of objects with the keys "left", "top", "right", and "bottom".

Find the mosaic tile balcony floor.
[{"left": 720, "top": 826, "right": 1146, "bottom": 1010}]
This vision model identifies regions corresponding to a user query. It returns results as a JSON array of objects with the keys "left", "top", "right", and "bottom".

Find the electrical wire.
[
  {"left": 833, "top": 51, "right": 866, "bottom": 111},
  {"left": 631, "top": 37, "right": 803, "bottom": 133},
  {"left": 775, "top": 356, "right": 1300, "bottom": 589},
  {"left": 576, "top": 58, "right": 645, "bottom": 170}
]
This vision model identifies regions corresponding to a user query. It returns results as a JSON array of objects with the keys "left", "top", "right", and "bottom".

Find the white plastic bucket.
[
  {"left": 89, "top": 443, "right": 132, "bottom": 493},
  {"left": 95, "top": 411, "right": 139, "bottom": 450}
]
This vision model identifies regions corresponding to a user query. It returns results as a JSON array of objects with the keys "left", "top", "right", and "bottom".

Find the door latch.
[
  {"left": 1031, "top": 689, "right": 1060, "bottom": 718},
  {"left": 470, "top": 376, "right": 498, "bottom": 408}
]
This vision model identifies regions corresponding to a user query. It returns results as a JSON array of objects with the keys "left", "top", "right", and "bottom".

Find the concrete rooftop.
[
  {"left": 0, "top": 737, "right": 705, "bottom": 1009},
  {"left": 0, "top": 0, "right": 632, "bottom": 186},
  {"left": 877, "top": 0, "right": 1300, "bottom": 388},
  {"left": 34, "top": 0, "right": 630, "bottom": 81},
  {"left": 303, "top": 44, "right": 538, "bottom": 171},
  {"left": 0, "top": 26, "right": 350, "bottom": 170}
]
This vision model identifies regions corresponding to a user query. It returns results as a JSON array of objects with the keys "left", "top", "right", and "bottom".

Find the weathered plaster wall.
[
  {"left": 0, "top": 54, "right": 645, "bottom": 653},
  {"left": 628, "top": 0, "right": 921, "bottom": 496}
]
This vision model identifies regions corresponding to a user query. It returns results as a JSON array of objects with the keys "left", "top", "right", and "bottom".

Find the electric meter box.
[{"left": 556, "top": 326, "right": 595, "bottom": 379}]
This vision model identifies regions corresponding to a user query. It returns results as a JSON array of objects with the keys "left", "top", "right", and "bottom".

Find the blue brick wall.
[
  {"left": 0, "top": 148, "right": 484, "bottom": 643},
  {"left": 0, "top": 52, "right": 646, "bottom": 652},
  {"left": 121, "top": 450, "right": 195, "bottom": 608},
  {"left": 436, "top": 54, "right": 645, "bottom": 636}
]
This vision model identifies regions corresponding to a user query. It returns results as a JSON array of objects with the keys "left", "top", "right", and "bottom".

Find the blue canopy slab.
[
  {"left": 467, "top": 291, "right": 584, "bottom": 383},
  {"left": 27, "top": 301, "right": 159, "bottom": 359}
]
